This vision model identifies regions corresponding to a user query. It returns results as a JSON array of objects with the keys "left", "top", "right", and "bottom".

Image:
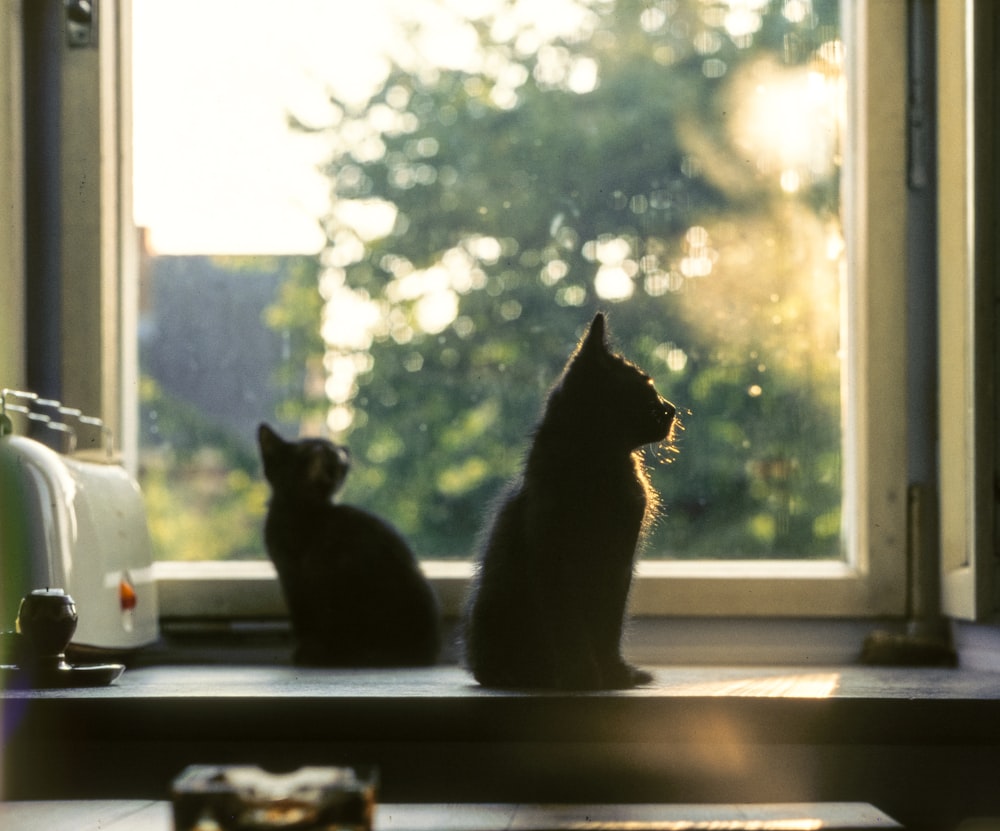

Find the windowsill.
[
  {"left": 141, "top": 615, "right": 885, "bottom": 667},
  {"left": 152, "top": 557, "right": 897, "bottom": 624},
  {"left": 6, "top": 661, "right": 1000, "bottom": 701},
  {"left": 149, "top": 558, "right": 985, "bottom": 666}
]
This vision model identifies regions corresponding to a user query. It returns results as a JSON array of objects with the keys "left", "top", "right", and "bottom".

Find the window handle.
[{"left": 65, "top": 0, "right": 95, "bottom": 48}]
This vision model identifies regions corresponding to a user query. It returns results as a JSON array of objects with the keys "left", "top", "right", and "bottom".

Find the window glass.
[{"left": 134, "top": 0, "right": 845, "bottom": 562}]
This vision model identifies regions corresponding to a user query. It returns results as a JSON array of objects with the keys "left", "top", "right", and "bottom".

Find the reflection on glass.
[{"left": 136, "top": 0, "right": 845, "bottom": 562}]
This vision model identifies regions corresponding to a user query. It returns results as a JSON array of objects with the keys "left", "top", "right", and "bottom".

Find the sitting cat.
[
  {"left": 463, "top": 313, "right": 675, "bottom": 690},
  {"left": 258, "top": 423, "right": 441, "bottom": 666}
]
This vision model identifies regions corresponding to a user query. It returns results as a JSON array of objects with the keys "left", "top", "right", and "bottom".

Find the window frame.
[
  {"left": 37, "top": 0, "right": 915, "bottom": 625},
  {"left": 938, "top": 0, "right": 1000, "bottom": 622},
  {"left": 0, "top": 0, "right": 25, "bottom": 392}
]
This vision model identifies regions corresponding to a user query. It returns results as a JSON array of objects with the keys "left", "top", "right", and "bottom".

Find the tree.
[{"left": 285, "top": 0, "right": 844, "bottom": 559}]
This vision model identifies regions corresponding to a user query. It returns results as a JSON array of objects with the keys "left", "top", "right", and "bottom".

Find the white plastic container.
[{"left": 0, "top": 434, "right": 159, "bottom": 652}]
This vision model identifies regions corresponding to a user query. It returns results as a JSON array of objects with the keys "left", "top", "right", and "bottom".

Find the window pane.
[{"left": 134, "top": 0, "right": 845, "bottom": 562}]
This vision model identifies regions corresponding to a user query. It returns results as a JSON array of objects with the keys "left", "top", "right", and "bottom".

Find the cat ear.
[
  {"left": 258, "top": 423, "right": 286, "bottom": 456},
  {"left": 581, "top": 312, "right": 609, "bottom": 355}
]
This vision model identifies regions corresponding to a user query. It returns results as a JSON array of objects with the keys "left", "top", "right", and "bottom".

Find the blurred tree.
[
  {"left": 138, "top": 255, "right": 322, "bottom": 561},
  {"left": 278, "top": 0, "right": 844, "bottom": 560}
]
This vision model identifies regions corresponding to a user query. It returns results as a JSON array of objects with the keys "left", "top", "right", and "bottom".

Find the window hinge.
[{"left": 860, "top": 484, "right": 957, "bottom": 666}]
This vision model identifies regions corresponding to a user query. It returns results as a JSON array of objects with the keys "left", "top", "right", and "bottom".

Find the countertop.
[
  {"left": 0, "top": 800, "right": 901, "bottom": 830},
  {"left": 4, "top": 664, "right": 1000, "bottom": 828}
]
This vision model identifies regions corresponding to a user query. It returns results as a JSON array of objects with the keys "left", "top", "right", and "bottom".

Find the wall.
[{"left": 0, "top": 0, "right": 25, "bottom": 391}]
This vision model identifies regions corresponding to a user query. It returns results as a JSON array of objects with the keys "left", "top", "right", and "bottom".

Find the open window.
[
  {"left": 938, "top": 0, "right": 999, "bottom": 623},
  {"left": 12, "top": 0, "right": 927, "bottom": 627}
]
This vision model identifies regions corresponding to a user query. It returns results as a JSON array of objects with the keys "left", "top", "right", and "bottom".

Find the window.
[
  {"left": 938, "top": 0, "right": 1000, "bottom": 622},
  {"left": 8, "top": 0, "right": 919, "bottom": 623},
  {"left": 134, "top": 0, "right": 908, "bottom": 618}
]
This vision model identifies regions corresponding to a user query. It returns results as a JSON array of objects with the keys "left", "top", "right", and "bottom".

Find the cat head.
[
  {"left": 553, "top": 313, "right": 676, "bottom": 451},
  {"left": 257, "top": 423, "right": 351, "bottom": 503}
]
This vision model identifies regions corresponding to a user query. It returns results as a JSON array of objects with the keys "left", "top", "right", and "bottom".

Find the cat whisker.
[{"left": 652, "top": 413, "right": 683, "bottom": 465}]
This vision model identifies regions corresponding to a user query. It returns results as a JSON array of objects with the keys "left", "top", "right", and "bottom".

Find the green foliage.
[
  {"left": 137, "top": 255, "right": 322, "bottom": 562},
  {"left": 285, "top": 0, "right": 845, "bottom": 559},
  {"left": 141, "top": 0, "right": 845, "bottom": 563},
  {"left": 138, "top": 377, "right": 269, "bottom": 560}
]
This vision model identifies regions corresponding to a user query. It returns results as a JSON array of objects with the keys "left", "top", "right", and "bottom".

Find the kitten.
[
  {"left": 464, "top": 313, "right": 675, "bottom": 690},
  {"left": 257, "top": 423, "right": 441, "bottom": 666}
]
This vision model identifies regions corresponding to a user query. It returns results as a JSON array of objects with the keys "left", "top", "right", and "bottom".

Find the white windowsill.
[
  {"left": 151, "top": 559, "right": 894, "bottom": 666},
  {"left": 153, "top": 558, "right": 863, "bottom": 618}
]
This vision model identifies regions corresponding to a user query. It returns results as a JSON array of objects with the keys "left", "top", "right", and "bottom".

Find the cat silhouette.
[
  {"left": 258, "top": 423, "right": 441, "bottom": 666},
  {"left": 464, "top": 313, "right": 675, "bottom": 689}
]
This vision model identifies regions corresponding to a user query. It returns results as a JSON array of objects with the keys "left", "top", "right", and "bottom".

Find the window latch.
[{"left": 65, "top": 0, "right": 96, "bottom": 49}]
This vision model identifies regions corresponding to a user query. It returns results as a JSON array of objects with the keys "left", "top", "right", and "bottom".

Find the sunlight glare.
[
  {"left": 466, "top": 236, "right": 503, "bottom": 264},
  {"left": 327, "top": 405, "right": 353, "bottom": 434},
  {"left": 492, "top": 0, "right": 599, "bottom": 51},
  {"left": 134, "top": 0, "right": 610, "bottom": 256},
  {"left": 132, "top": 0, "right": 397, "bottom": 255},
  {"left": 594, "top": 236, "right": 632, "bottom": 265},
  {"left": 728, "top": 59, "right": 842, "bottom": 188},
  {"left": 780, "top": 169, "right": 802, "bottom": 194},
  {"left": 652, "top": 343, "right": 688, "bottom": 372},
  {"left": 782, "top": 0, "right": 813, "bottom": 24},
  {"left": 559, "top": 822, "right": 823, "bottom": 831},
  {"left": 333, "top": 200, "right": 398, "bottom": 242},
  {"left": 666, "top": 672, "right": 841, "bottom": 698},
  {"left": 321, "top": 286, "right": 381, "bottom": 351},
  {"left": 567, "top": 57, "right": 600, "bottom": 93},
  {"left": 325, "top": 354, "right": 360, "bottom": 404},
  {"left": 540, "top": 259, "right": 570, "bottom": 286},
  {"left": 416, "top": 290, "right": 460, "bottom": 334},
  {"left": 679, "top": 225, "right": 716, "bottom": 278},
  {"left": 595, "top": 266, "right": 635, "bottom": 301},
  {"left": 326, "top": 230, "right": 366, "bottom": 268}
]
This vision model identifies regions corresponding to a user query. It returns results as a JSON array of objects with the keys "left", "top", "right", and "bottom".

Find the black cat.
[
  {"left": 258, "top": 423, "right": 441, "bottom": 666},
  {"left": 464, "top": 313, "right": 675, "bottom": 690}
]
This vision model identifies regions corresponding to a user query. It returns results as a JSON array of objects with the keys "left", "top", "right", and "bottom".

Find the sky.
[
  {"left": 131, "top": 1, "right": 827, "bottom": 257},
  {"left": 130, "top": 0, "right": 591, "bottom": 256},
  {"left": 132, "top": 1, "right": 398, "bottom": 255}
]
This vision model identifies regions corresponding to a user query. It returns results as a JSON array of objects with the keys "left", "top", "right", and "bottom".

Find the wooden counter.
[
  {"left": 0, "top": 800, "right": 901, "bottom": 830},
  {"left": 4, "top": 664, "right": 1000, "bottom": 828}
]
